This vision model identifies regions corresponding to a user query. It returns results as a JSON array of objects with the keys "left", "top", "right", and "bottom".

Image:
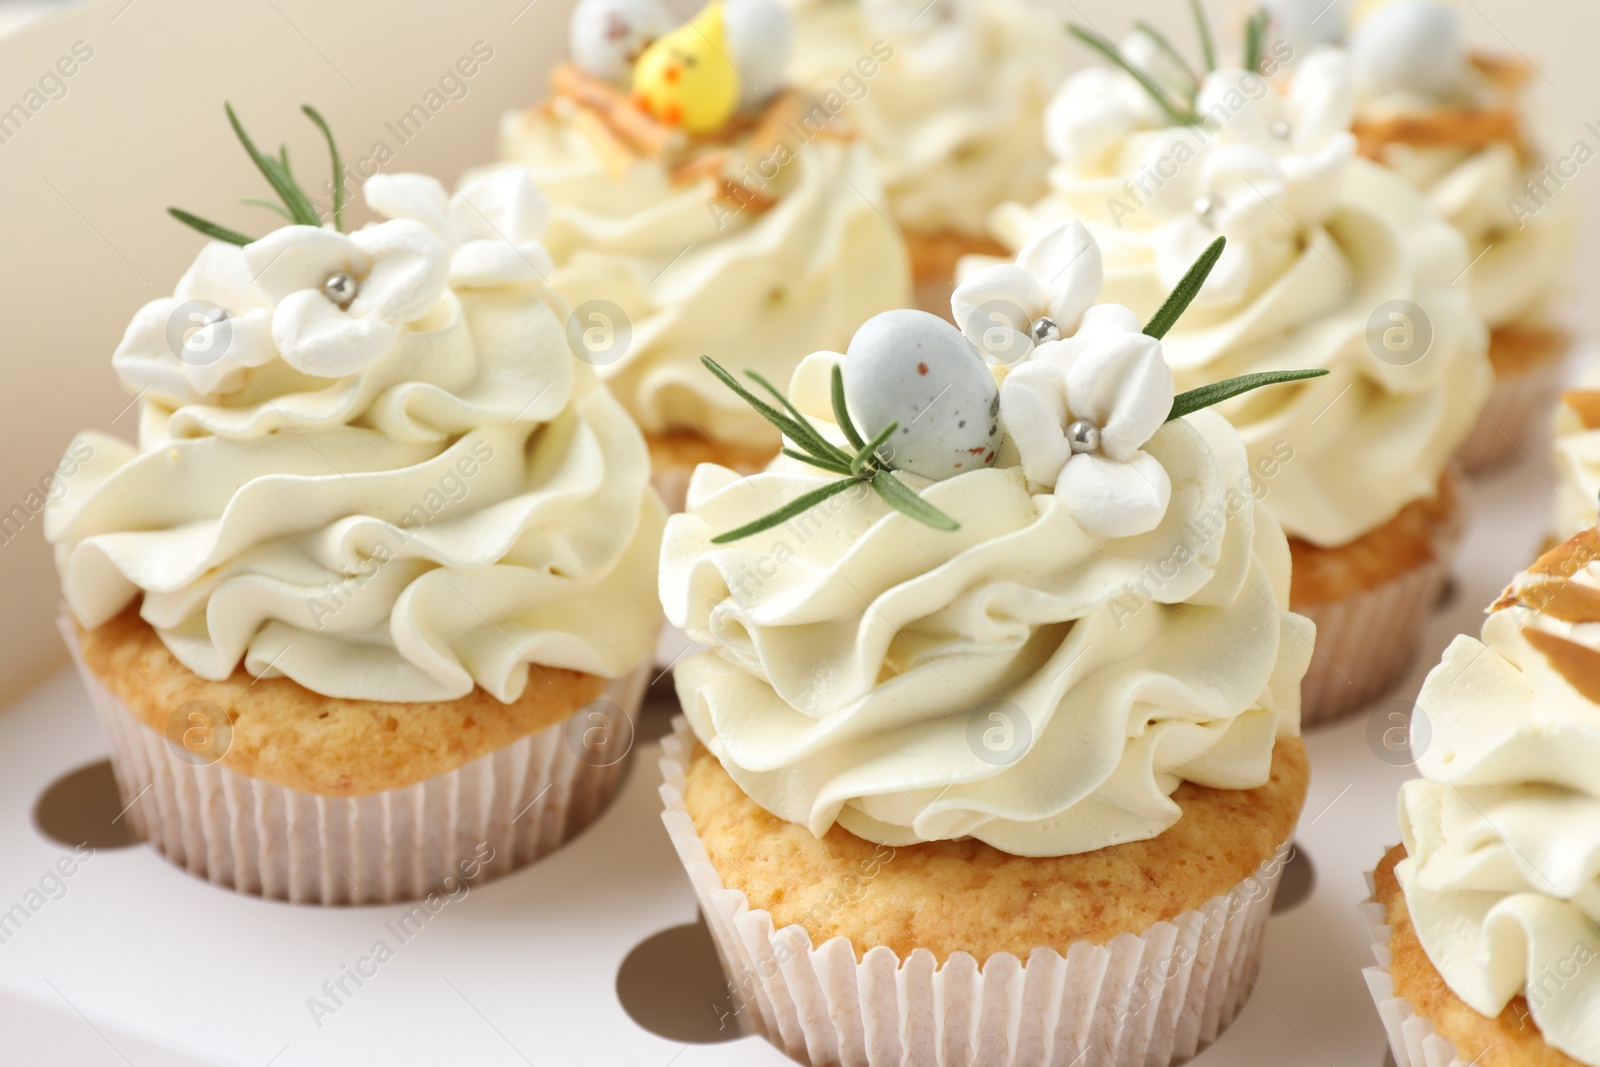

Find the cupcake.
[
  {"left": 781, "top": 0, "right": 1062, "bottom": 316},
  {"left": 1348, "top": 0, "right": 1576, "bottom": 471},
  {"left": 44, "top": 107, "right": 665, "bottom": 904},
  {"left": 658, "top": 232, "right": 1317, "bottom": 1065},
  {"left": 499, "top": 0, "right": 911, "bottom": 511},
  {"left": 1554, "top": 373, "right": 1600, "bottom": 540},
  {"left": 980, "top": 12, "right": 1491, "bottom": 725},
  {"left": 1364, "top": 528, "right": 1600, "bottom": 1067}
]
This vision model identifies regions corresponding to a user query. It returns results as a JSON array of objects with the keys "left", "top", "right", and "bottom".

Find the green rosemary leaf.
[
  {"left": 1244, "top": 8, "right": 1265, "bottom": 75},
  {"left": 168, "top": 207, "right": 255, "bottom": 246},
  {"left": 1143, "top": 236, "right": 1226, "bottom": 339},
  {"left": 240, "top": 196, "right": 292, "bottom": 220},
  {"left": 850, "top": 421, "right": 898, "bottom": 478},
  {"left": 301, "top": 104, "right": 344, "bottom": 232},
  {"left": 710, "top": 478, "right": 860, "bottom": 543},
  {"left": 744, "top": 369, "right": 852, "bottom": 464},
  {"left": 1166, "top": 369, "right": 1329, "bottom": 422},
  {"left": 1134, "top": 20, "right": 1200, "bottom": 93},
  {"left": 870, "top": 472, "right": 960, "bottom": 532},
  {"left": 831, "top": 364, "right": 866, "bottom": 451},
  {"left": 224, "top": 102, "right": 320, "bottom": 227},
  {"left": 1189, "top": 0, "right": 1216, "bottom": 72},
  {"left": 700, "top": 357, "right": 829, "bottom": 458},
  {"left": 1068, "top": 25, "right": 1198, "bottom": 126},
  {"left": 783, "top": 448, "right": 852, "bottom": 476}
]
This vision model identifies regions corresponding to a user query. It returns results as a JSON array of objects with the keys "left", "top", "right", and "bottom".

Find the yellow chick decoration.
[{"left": 630, "top": 1, "right": 739, "bottom": 133}]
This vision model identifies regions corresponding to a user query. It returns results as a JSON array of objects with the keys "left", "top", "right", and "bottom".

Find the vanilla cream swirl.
[
  {"left": 1400, "top": 533, "right": 1600, "bottom": 1064},
  {"left": 1375, "top": 139, "right": 1575, "bottom": 330},
  {"left": 661, "top": 352, "right": 1312, "bottom": 856},
  {"left": 500, "top": 103, "right": 909, "bottom": 449},
  {"left": 989, "top": 52, "right": 1491, "bottom": 548},
  {"left": 781, "top": 0, "right": 1061, "bottom": 236},
  {"left": 46, "top": 173, "right": 664, "bottom": 704}
]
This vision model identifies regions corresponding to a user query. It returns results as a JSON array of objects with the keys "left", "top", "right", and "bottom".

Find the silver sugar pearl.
[
  {"left": 1269, "top": 120, "right": 1292, "bottom": 140},
  {"left": 323, "top": 272, "right": 359, "bottom": 308},
  {"left": 1029, "top": 316, "right": 1061, "bottom": 345},
  {"left": 1193, "top": 197, "right": 1216, "bottom": 222},
  {"left": 1066, "top": 419, "right": 1101, "bottom": 455},
  {"left": 202, "top": 305, "right": 227, "bottom": 325}
]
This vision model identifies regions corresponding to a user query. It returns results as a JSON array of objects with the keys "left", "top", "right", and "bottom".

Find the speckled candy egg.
[
  {"left": 570, "top": 0, "right": 675, "bottom": 83},
  {"left": 843, "top": 309, "right": 1001, "bottom": 481},
  {"left": 1351, "top": 0, "right": 1464, "bottom": 98},
  {"left": 724, "top": 0, "right": 792, "bottom": 106}
]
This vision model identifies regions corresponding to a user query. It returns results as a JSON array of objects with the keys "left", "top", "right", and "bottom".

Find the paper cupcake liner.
[
  {"left": 1299, "top": 469, "right": 1463, "bottom": 727},
  {"left": 652, "top": 463, "right": 698, "bottom": 517},
  {"left": 1296, "top": 557, "right": 1447, "bottom": 728},
  {"left": 1361, "top": 874, "right": 1466, "bottom": 1067},
  {"left": 659, "top": 716, "right": 1288, "bottom": 1067},
  {"left": 61, "top": 615, "right": 649, "bottom": 905},
  {"left": 1456, "top": 350, "right": 1565, "bottom": 473}
]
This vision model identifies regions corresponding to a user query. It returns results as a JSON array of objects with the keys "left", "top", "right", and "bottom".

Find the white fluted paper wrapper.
[
  {"left": 62, "top": 613, "right": 649, "bottom": 905},
  {"left": 659, "top": 716, "right": 1288, "bottom": 1067},
  {"left": 1298, "top": 468, "right": 1465, "bottom": 727},
  {"left": 1297, "top": 558, "right": 1447, "bottom": 727},
  {"left": 1457, "top": 344, "right": 1567, "bottom": 473},
  {"left": 1361, "top": 873, "right": 1467, "bottom": 1067}
]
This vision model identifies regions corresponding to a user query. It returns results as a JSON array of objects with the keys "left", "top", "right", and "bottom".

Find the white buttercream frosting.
[
  {"left": 1400, "top": 541, "right": 1600, "bottom": 1064},
  {"left": 46, "top": 171, "right": 665, "bottom": 704},
  {"left": 661, "top": 337, "right": 1313, "bottom": 855},
  {"left": 989, "top": 49, "right": 1490, "bottom": 548},
  {"left": 500, "top": 97, "right": 910, "bottom": 449},
  {"left": 1351, "top": 1, "right": 1576, "bottom": 328},
  {"left": 781, "top": 0, "right": 1061, "bottom": 236}
]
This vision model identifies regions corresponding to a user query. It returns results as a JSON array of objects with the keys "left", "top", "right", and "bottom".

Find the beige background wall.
[{"left": 0, "top": 0, "right": 1593, "bottom": 706}]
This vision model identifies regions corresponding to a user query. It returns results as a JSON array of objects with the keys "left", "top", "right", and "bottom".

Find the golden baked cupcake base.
[
  {"left": 904, "top": 228, "right": 1012, "bottom": 324},
  {"left": 1290, "top": 471, "right": 1463, "bottom": 726},
  {"left": 1364, "top": 845, "right": 1580, "bottom": 1067},
  {"left": 647, "top": 431, "right": 778, "bottom": 514},
  {"left": 64, "top": 609, "right": 649, "bottom": 905},
  {"left": 660, "top": 717, "right": 1310, "bottom": 1066}
]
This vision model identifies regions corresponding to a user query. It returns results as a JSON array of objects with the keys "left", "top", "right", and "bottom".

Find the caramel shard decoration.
[
  {"left": 1562, "top": 389, "right": 1600, "bottom": 431},
  {"left": 1353, "top": 106, "right": 1526, "bottom": 162},
  {"left": 1469, "top": 51, "right": 1534, "bottom": 93},
  {"left": 549, "top": 62, "right": 683, "bottom": 159},
  {"left": 1522, "top": 626, "right": 1600, "bottom": 704}
]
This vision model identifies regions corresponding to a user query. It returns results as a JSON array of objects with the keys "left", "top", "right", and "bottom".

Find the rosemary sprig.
[
  {"left": 1134, "top": 20, "right": 1200, "bottom": 93},
  {"left": 1189, "top": 0, "right": 1216, "bottom": 72},
  {"left": 165, "top": 208, "right": 256, "bottom": 247},
  {"left": 301, "top": 104, "right": 344, "bottom": 233},
  {"left": 1144, "top": 236, "right": 1226, "bottom": 339},
  {"left": 700, "top": 354, "right": 960, "bottom": 543},
  {"left": 711, "top": 478, "right": 863, "bottom": 544},
  {"left": 1167, "top": 369, "right": 1328, "bottom": 421},
  {"left": 1244, "top": 8, "right": 1266, "bottom": 75},
  {"left": 1067, "top": 25, "right": 1200, "bottom": 126},
  {"left": 169, "top": 102, "right": 347, "bottom": 245},
  {"left": 831, "top": 364, "right": 866, "bottom": 451}
]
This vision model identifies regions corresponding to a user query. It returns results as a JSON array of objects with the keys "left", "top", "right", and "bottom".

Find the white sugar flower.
[
  {"left": 1000, "top": 304, "right": 1175, "bottom": 538},
  {"left": 1044, "top": 63, "right": 1163, "bottom": 166},
  {"left": 111, "top": 242, "right": 277, "bottom": 400},
  {"left": 243, "top": 219, "right": 450, "bottom": 379},
  {"left": 364, "top": 167, "right": 554, "bottom": 289},
  {"left": 951, "top": 221, "right": 1104, "bottom": 364}
]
